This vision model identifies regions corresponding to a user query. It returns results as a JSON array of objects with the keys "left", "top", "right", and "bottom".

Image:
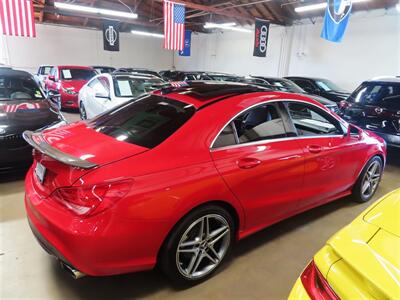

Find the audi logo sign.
[
  {"left": 259, "top": 25, "right": 268, "bottom": 53},
  {"left": 253, "top": 19, "right": 270, "bottom": 57}
]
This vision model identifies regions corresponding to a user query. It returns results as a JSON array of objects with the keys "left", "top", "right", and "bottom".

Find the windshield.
[
  {"left": 89, "top": 95, "right": 195, "bottom": 148},
  {"left": 315, "top": 79, "right": 343, "bottom": 92},
  {"left": 347, "top": 82, "right": 400, "bottom": 109},
  {"left": 94, "top": 67, "right": 115, "bottom": 74},
  {"left": 267, "top": 79, "right": 305, "bottom": 93},
  {"left": 0, "top": 76, "right": 44, "bottom": 101},
  {"left": 114, "top": 76, "right": 167, "bottom": 98},
  {"left": 60, "top": 69, "right": 96, "bottom": 81}
]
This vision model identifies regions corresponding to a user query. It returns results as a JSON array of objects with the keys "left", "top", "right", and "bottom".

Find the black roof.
[
  {"left": 285, "top": 76, "right": 324, "bottom": 81},
  {"left": 0, "top": 68, "right": 33, "bottom": 78},
  {"left": 111, "top": 72, "right": 162, "bottom": 79},
  {"left": 162, "top": 81, "right": 270, "bottom": 103}
]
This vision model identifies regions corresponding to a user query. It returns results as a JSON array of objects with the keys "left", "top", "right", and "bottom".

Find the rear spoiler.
[{"left": 23, "top": 130, "right": 97, "bottom": 169}]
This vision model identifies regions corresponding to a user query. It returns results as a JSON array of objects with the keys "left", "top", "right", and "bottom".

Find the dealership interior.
[{"left": 1, "top": 0, "right": 400, "bottom": 299}]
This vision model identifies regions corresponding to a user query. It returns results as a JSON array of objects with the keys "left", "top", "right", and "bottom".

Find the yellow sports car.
[{"left": 289, "top": 188, "right": 400, "bottom": 300}]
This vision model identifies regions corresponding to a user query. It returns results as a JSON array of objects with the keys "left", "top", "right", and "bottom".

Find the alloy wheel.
[
  {"left": 361, "top": 160, "right": 381, "bottom": 198},
  {"left": 176, "top": 214, "right": 231, "bottom": 280}
]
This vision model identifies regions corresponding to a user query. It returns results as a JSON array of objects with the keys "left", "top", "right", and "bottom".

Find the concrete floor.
[{"left": 1, "top": 111, "right": 399, "bottom": 299}]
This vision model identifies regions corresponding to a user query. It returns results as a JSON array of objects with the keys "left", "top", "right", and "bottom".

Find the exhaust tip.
[{"left": 60, "top": 261, "right": 86, "bottom": 279}]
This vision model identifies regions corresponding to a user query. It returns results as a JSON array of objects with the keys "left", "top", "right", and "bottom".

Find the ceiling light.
[
  {"left": 203, "top": 22, "right": 251, "bottom": 33},
  {"left": 131, "top": 30, "right": 164, "bottom": 38},
  {"left": 295, "top": 0, "right": 370, "bottom": 13},
  {"left": 54, "top": 2, "right": 138, "bottom": 19},
  {"left": 397, "top": 3, "right": 400, "bottom": 12}
]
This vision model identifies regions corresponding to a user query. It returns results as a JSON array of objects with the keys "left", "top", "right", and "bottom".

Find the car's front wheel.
[
  {"left": 159, "top": 205, "right": 235, "bottom": 285},
  {"left": 352, "top": 156, "right": 383, "bottom": 203},
  {"left": 79, "top": 102, "right": 87, "bottom": 120}
]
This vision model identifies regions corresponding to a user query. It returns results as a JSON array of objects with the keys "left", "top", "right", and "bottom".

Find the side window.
[
  {"left": 88, "top": 78, "right": 99, "bottom": 88},
  {"left": 286, "top": 102, "right": 343, "bottom": 136},
  {"left": 98, "top": 77, "right": 110, "bottom": 94},
  {"left": 212, "top": 103, "right": 288, "bottom": 148}
]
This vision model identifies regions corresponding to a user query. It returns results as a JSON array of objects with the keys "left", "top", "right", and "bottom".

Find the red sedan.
[{"left": 24, "top": 82, "right": 386, "bottom": 284}]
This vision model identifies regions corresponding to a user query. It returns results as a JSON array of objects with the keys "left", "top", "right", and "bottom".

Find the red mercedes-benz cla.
[{"left": 24, "top": 82, "right": 386, "bottom": 284}]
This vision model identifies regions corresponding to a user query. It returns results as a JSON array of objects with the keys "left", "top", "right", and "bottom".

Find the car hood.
[
  {"left": 0, "top": 99, "right": 61, "bottom": 135},
  {"left": 323, "top": 189, "right": 400, "bottom": 299},
  {"left": 61, "top": 80, "right": 88, "bottom": 91}
]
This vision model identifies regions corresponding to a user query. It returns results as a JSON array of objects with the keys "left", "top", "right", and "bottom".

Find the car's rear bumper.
[
  {"left": 24, "top": 167, "right": 163, "bottom": 276},
  {"left": 288, "top": 278, "right": 311, "bottom": 300},
  {"left": 60, "top": 93, "right": 79, "bottom": 109}
]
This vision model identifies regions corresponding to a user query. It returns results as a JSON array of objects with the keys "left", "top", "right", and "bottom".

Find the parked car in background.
[
  {"left": 285, "top": 76, "right": 350, "bottom": 103},
  {"left": 79, "top": 72, "right": 167, "bottom": 119},
  {"left": 289, "top": 188, "right": 400, "bottom": 300},
  {"left": 24, "top": 82, "right": 385, "bottom": 285},
  {"left": 115, "top": 68, "right": 161, "bottom": 78},
  {"left": 247, "top": 76, "right": 341, "bottom": 114},
  {"left": 44, "top": 66, "right": 97, "bottom": 110},
  {"left": 92, "top": 66, "right": 116, "bottom": 74},
  {"left": 35, "top": 65, "right": 53, "bottom": 88},
  {"left": 160, "top": 70, "right": 205, "bottom": 81},
  {"left": 341, "top": 77, "right": 400, "bottom": 147},
  {"left": 0, "top": 68, "right": 65, "bottom": 174},
  {"left": 203, "top": 72, "right": 244, "bottom": 82}
]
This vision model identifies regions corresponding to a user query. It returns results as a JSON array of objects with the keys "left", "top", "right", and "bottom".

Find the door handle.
[
  {"left": 237, "top": 157, "right": 262, "bottom": 169},
  {"left": 307, "top": 145, "right": 323, "bottom": 154}
]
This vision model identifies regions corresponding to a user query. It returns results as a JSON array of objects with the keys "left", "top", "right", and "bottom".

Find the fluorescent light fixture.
[
  {"left": 203, "top": 22, "right": 251, "bottom": 33},
  {"left": 295, "top": 0, "right": 370, "bottom": 13},
  {"left": 397, "top": 3, "right": 400, "bottom": 12},
  {"left": 131, "top": 30, "right": 164, "bottom": 38},
  {"left": 54, "top": 2, "right": 138, "bottom": 19}
]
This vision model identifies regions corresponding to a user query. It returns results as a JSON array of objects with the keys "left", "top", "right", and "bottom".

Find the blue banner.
[
  {"left": 321, "top": 0, "right": 352, "bottom": 43},
  {"left": 179, "top": 30, "right": 191, "bottom": 56}
]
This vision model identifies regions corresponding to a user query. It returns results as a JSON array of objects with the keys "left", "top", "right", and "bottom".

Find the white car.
[
  {"left": 35, "top": 65, "right": 53, "bottom": 89},
  {"left": 78, "top": 72, "right": 167, "bottom": 119}
]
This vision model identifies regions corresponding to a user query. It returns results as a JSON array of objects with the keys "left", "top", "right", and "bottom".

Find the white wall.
[
  {"left": 175, "top": 8, "right": 400, "bottom": 91},
  {"left": 0, "top": 23, "right": 174, "bottom": 74}
]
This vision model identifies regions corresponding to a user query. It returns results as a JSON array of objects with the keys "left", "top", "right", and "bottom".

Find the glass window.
[
  {"left": 293, "top": 79, "right": 314, "bottom": 92},
  {"left": 213, "top": 123, "right": 237, "bottom": 148},
  {"left": 235, "top": 104, "right": 287, "bottom": 143},
  {"left": 88, "top": 78, "right": 109, "bottom": 97},
  {"left": 88, "top": 95, "right": 195, "bottom": 148},
  {"left": 348, "top": 83, "right": 400, "bottom": 108},
  {"left": 0, "top": 76, "right": 44, "bottom": 101},
  {"left": 315, "top": 79, "right": 343, "bottom": 92},
  {"left": 113, "top": 76, "right": 166, "bottom": 98},
  {"left": 60, "top": 68, "right": 96, "bottom": 80},
  {"left": 287, "top": 102, "right": 342, "bottom": 136}
]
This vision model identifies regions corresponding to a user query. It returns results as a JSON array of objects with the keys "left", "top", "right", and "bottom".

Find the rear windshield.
[
  {"left": 348, "top": 82, "right": 400, "bottom": 109},
  {"left": 60, "top": 69, "right": 96, "bottom": 81},
  {"left": 88, "top": 95, "right": 195, "bottom": 148},
  {"left": 0, "top": 75, "right": 44, "bottom": 100}
]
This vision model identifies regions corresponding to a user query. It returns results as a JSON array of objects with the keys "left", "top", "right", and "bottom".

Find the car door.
[
  {"left": 210, "top": 102, "right": 305, "bottom": 230},
  {"left": 283, "top": 101, "right": 355, "bottom": 209},
  {"left": 84, "top": 78, "right": 107, "bottom": 118}
]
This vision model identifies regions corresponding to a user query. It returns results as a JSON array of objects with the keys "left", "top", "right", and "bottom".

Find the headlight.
[{"left": 62, "top": 87, "right": 76, "bottom": 95}]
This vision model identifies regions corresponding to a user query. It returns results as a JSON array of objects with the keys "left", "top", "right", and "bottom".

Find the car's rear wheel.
[
  {"left": 159, "top": 205, "right": 234, "bottom": 285},
  {"left": 80, "top": 102, "right": 87, "bottom": 120},
  {"left": 352, "top": 156, "right": 383, "bottom": 203}
]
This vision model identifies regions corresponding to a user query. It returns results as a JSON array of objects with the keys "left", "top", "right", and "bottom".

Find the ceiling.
[{"left": 33, "top": 0, "right": 398, "bottom": 33}]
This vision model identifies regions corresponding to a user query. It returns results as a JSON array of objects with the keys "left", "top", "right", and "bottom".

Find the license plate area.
[{"left": 35, "top": 162, "right": 46, "bottom": 184}]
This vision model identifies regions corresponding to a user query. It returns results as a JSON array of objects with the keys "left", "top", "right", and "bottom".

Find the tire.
[
  {"left": 79, "top": 102, "right": 87, "bottom": 120},
  {"left": 352, "top": 156, "right": 383, "bottom": 203},
  {"left": 159, "top": 205, "right": 235, "bottom": 286}
]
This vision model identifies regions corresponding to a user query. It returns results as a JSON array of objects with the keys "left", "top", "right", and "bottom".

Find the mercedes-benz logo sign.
[
  {"left": 375, "top": 107, "right": 383, "bottom": 114},
  {"left": 105, "top": 25, "right": 117, "bottom": 46},
  {"left": 259, "top": 25, "right": 268, "bottom": 53}
]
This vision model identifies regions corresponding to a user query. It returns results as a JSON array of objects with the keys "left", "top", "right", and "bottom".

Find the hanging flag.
[
  {"left": 253, "top": 18, "right": 269, "bottom": 57},
  {"left": 103, "top": 20, "right": 120, "bottom": 52},
  {"left": 0, "top": 0, "right": 36, "bottom": 37},
  {"left": 163, "top": 0, "right": 185, "bottom": 51},
  {"left": 179, "top": 30, "right": 191, "bottom": 56},
  {"left": 321, "top": 0, "right": 353, "bottom": 42}
]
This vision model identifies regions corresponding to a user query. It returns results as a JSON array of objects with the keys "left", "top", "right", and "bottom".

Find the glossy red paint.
[
  {"left": 25, "top": 87, "right": 386, "bottom": 276},
  {"left": 45, "top": 66, "right": 96, "bottom": 109}
]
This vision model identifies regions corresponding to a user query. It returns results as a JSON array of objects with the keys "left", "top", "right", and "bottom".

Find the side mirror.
[
  {"left": 95, "top": 93, "right": 110, "bottom": 100},
  {"left": 48, "top": 75, "right": 56, "bottom": 81},
  {"left": 347, "top": 124, "right": 361, "bottom": 140}
]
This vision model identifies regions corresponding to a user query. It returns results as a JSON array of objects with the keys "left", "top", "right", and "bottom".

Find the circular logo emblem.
[
  {"left": 105, "top": 26, "right": 117, "bottom": 46},
  {"left": 375, "top": 107, "right": 383, "bottom": 114},
  {"left": 259, "top": 25, "right": 268, "bottom": 53}
]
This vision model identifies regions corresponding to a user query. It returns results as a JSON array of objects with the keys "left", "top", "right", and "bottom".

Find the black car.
[
  {"left": 246, "top": 76, "right": 340, "bottom": 114},
  {"left": 341, "top": 78, "right": 400, "bottom": 147},
  {"left": 116, "top": 68, "right": 161, "bottom": 78},
  {"left": 0, "top": 68, "right": 65, "bottom": 174},
  {"left": 159, "top": 70, "right": 206, "bottom": 81},
  {"left": 92, "top": 66, "right": 116, "bottom": 74},
  {"left": 285, "top": 76, "right": 350, "bottom": 103}
]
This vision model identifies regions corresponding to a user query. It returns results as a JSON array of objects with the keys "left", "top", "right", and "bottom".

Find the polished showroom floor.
[{"left": 1, "top": 112, "right": 399, "bottom": 299}]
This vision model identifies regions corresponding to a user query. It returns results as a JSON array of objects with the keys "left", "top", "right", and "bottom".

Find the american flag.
[
  {"left": 163, "top": 0, "right": 185, "bottom": 51},
  {"left": 0, "top": 0, "right": 36, "bottom": 37}
]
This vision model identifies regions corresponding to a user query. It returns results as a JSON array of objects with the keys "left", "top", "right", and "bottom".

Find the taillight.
[
  {"left": 51, "top": 179, "right": 132, "bottom": 217},
  {"left": 301, "top": 260, "right": 339, "bottom": 300}
]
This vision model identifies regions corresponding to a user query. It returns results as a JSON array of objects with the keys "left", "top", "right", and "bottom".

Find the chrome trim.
[
  {"left": 210, "top": 98, "right": 347, "bottom": 149},
  {"left": 22, "top": 130, "right": 97, "bottom": 169}
]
